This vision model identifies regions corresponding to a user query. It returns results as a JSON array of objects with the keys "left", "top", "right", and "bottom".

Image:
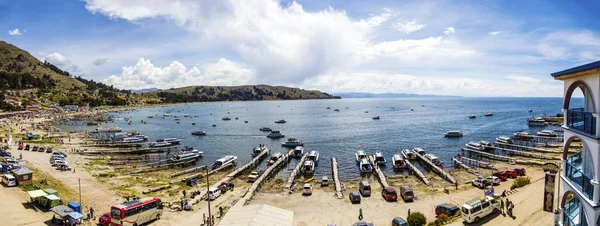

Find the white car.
[
  {"left": 51, "top": 159, "right": 67, "bottom": 166},
  {"left": 486, "top": 176, "right": 500, "bottom": 185},
  {"left": 471, "top": 178, "right": 487, "bottom": 189},
  {"left": 302, "top": 183, "right": 313, "bottom": 196}
]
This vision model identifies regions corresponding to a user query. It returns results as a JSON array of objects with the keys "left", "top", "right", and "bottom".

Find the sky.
[{"left": 1, "top": 0, "right": 600, "bottom": 97}]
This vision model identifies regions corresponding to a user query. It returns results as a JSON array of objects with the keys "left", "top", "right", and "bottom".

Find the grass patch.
[{"left": 21, "top": 165, "right": 79, "bottom": 202}]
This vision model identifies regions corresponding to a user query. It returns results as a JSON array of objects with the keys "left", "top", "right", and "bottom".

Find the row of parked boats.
[{"left": 353, "top": 148, "right": 443, "bottom": 174}]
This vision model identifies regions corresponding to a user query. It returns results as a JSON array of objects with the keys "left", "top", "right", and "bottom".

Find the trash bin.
[{"left": 68, "top": 201, "right": 81, "bottom": 213}]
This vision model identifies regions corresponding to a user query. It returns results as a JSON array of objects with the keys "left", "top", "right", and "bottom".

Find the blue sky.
[{"left": 1, "top": 0, "right": 599, "bottom": 97}]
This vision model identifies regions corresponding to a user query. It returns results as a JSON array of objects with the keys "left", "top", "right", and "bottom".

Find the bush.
[
  {"left": 434, "top": 219, "right": 443, "bottom": 225},
  {"left": 407, "top": 212, "right": 427, "bottom": 226},
  {"left": 438, "top": 213, "right": 449, "bottom": 222},
  {"left": 511, "top": 176, "right": 531, "bottom": 190}
]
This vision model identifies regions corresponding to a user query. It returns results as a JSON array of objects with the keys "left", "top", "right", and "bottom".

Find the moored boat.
[
  {"left": 122, "top": 137, "right": 145, "bottom": 143},
  {"left": 496, "top": 136, "right": 513, "bottom": 144},
  {"left": 157, "top": 138, "right": 180, "bottom": 145},
  {"left": 355, "top": 150, "right": 368, "bottom": 162},
  {"left": 412, "top": 147, "right": 425, "bottom": 156},
  {"left": 212, "top": 155, "right": 238, "bottom": 169},
  {"left": 359, "top": 159, "right": 373, "bottom": 173},
  {"left": 259, "top": 127, "right": 272, "bottom": 132},
  {"left": 307, "top": 151, "right": 319, "bottom": 162},
  {"left": 479, "top": 140, "right": 494, "bottom": 150},
  {"left": 293, "top": 146, "right": 305, "bottom": 156},
  {"left": 267, "top": 153, "right": 283, "bottom": 165},
  {"left": 424, "top": 153, "right": 443, "bottom": 166},
  {"left": 392, "top": 154, "right": 407, "bottom": 169},
  {"left": 465, "top": 141, "right": 484, "bottom": 151},
  {"left": 252, "top": 146, "right": 263, "bottom": 157},
  {"left": 527, "top": 117, "right": 548, "bottom": 126},
  {"left": 537, "top": 130, "right": 557, "bottom": 137},
  {"left": 168, "top": 151, "right": 202, "bottom": 163},
  {"left": 149, "top": 141, "right": 171, "bottom": 147},
  {"left": 401, "top": 149, "right": 416, "bottom": 160},
  {"left": 444, "top": 130, "right": 463, "bottom": 138},
  {"left": 301, "top": 160, "right": 315, "bottom": 175},
  {"left": 191, "top": 130, "right": 206, "bottom": 136},
  {"left": 282, "top": 138, "right": 303, "bottom": 147},
  {"left": 513, "top": 131, "right": 533, "bottom": 141},
  {"left": 373, "top": 152, "right": 386, "bottom": 165},
  {"left": 267, "top": 130, "right": 285, "bottom": 139}
]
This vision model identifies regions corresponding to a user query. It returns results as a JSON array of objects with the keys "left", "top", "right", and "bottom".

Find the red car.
[
  {"left": 504, "top": 169, "right": 517, "bottom": 178},
  {"left": 99, "top": 212, "right": 110, "bottom": 226},
  {"left": 514, "top": 168, "right": 526, "bottom": 176},
  {"left": 493, "top": 171, "right": 508, "bottom": 181},
  {"left": 382, "top": 186, "right": 398, "bottom": 202}
]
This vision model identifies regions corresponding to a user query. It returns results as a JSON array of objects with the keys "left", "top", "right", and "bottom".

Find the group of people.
[{"left": 501, "top": 198, "right": 515, "bottom": 217}]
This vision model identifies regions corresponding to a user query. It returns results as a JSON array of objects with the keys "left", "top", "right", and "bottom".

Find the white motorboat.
[
  {"left": 133, "top": 135, "right": 148, "bottom": 141},
  {"left": 293, "top": 146, "right": 305, "bottom": 156},
  {"left": 465, "top": 142, "right": 484, "bottom": 151},
  {"left": 282, "top": 138, "right": 303, "bottom": 147},
  {"left": 355, "top": 150, "right": 368, "bottom": 162},
  {"left": 496, "top": 136, "right": 513, "bottom": 144},
  {"left": 479, "top": 140, "right": 494, "bottom": 150},
  {"left": 484, "top": 112, "right": 494, "bottom": 117},
  {"left": 424, "top": 153, "right": 443, "bottom": 167},
  {"left": 392, "top": 154, "right": 407, "bottom": 169},
  {"left": 513, "top": 131, "right": 533, "bottom": 141},
  {"left": 252, "top": 146, "right": 263, "bottom": 157},
  {"left": 359, "top": 159, "right": 373, "bottom": 173},
  {"left": 275, "top": 119, "right": 286, "bottom": 123},
  {"left": 259, "top": 127, "right": 272, "bottom": 132},
  {"left": 537, "top": 130, "right": 557, "bottom": 137},
  {"left": 528, "top": 117, "right": 548, "bottom": 126},
  {"left": 373, "top": 152, "right": 386, "bottom": 165},
  {"left": 468, "top": 115, "right": 476, "bottom": 119},
  {"left": 212, "top": 155, "right": 238, "bottom": 169},
  {"left": 267, "top": 130, "right": 285, "bottom": 139},
  {"left": 168, "top": 151, "right": 201, "bottom": 163},
  {"left": 412, "top": 147, "right": 425, "bottom": 156},
  {"left": 444, "top": 130, "right": 463, "bottom": 138},
  {"left": 191, "top": 130, "right": 206, "bottom": 136},
  {"left": 301, "top": 160, "right": 315, "bottom": 175},
  {"left": 156, "top": 138, "right": 180, "bottom": 145},
  {"left": 149, "top": 141, "right": 171, "bottom": 147},
  {"left": 401, "top": 149, "right": 416, "bottom": 160},
  {"left": 122, "top": 137, "right": 145, "bottom": 143},
  {"left": 267, "top": 153, "right": 283, "bottom": 165},
  {"left": 307, "top": 151, "right": 319, "bottom": 162}
]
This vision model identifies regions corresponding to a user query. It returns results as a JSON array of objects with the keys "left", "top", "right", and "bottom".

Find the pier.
[
  {"left": 462, "top": 148, "right": 513, "bottom": 162},
  {"left": 331, "top": 157, "right": 343, "bottom": 199},
  {"left": 176, "top": 162, "right": 235, "bottom": 183},
  {"left": 284, "top": 153, "right": 308, "bottom": 193},
  {"left": 368, "top": 156, "right": 389, "bottom": 188},
  {"left": 405, "top": 160, "right": 430, "bottom": 186},
  {"left": 458, "top": 156, "right": 496, "bottom": 169},
  {"left": 492, "top": 146, "right": 561, "bottom": 160},
  {"left": 238, "top": 150, "right": 294, "bottom": 206},
  {"left": 494, "top": 142, "right": 567, "bottom": 154},
  {"left": 413, "top": 151, "right": 456, "bottom": 185},
  {"left": 129, "top": 159, "right": 196, "bottom": 174},
  {"left": 227, "top": 146, "right": 270, "bottom": 179},
  {"left": 169, "top": 165, "right": 206, "bottom": 178},
  {"left": 452, "top": 158, "right": 479, "bottom": 176}
]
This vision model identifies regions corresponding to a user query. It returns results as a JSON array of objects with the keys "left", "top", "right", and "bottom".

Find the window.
[
  {"left": 481, "top": 202, "right": 490, "bottom": 209},
  {"left": 23, "top": 175, "right": 29, "bottom": 180},
  {"left": 462, "top": 207, "right": 469, "bottom": 214},
  {"left": 111, "top": 208, "right": 121, "bottom": 220},
  {"left": 472, "top": 206, "right": 482, "bottom": 214}
]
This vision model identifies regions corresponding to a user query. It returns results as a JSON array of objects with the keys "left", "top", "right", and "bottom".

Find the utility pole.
[
  {"left": 78, "top": 178, "right": 82, "bottom": 212},
  {"left": 205, "top": 166, "right": 212, "bottom": 225}
]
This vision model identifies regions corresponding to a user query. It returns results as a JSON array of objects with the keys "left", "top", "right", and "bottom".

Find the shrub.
[
  {"left": 434, "top": 219, "right": 443, "bottom": 225},
  {"left": 407, "top": 212, "right": 427, "bottom": 226},
  {"left": 511, "top": 176, "right": 531, "bottom": 190},
  {"left": 438, "top": 213, "right": 449, "bottom": 222}
]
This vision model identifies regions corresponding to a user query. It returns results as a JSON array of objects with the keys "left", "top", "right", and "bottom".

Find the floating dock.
[
  {"left": 452, "top": 158, "right": 479, "bottom": 176},
  {"left": 331, "top": 157, "right": 343, "bottom": 199},
  {"left": 405, "top": 160, "right": 430, "bottom": 186},
  {"left": 284, "top": 153, "right": 308, "bottom": 193},
  {"left": 368, "top": 156, "right": 389, "bottom": 188},
  {"left": 413, "top": 151, "right": 456, "bottom": 185},
  {"left": 238, "top": 149, "right": 294, "bottom": 206}
]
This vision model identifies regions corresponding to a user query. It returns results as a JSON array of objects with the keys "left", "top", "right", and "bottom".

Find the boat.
[
  {"left": 392, "top": 154, "right": 407, "bottom": 169},
  {"left": 334, "top": 109, "right": 340, "bottom": 112},
  {"left": 293, "top": 146, "right": 304, "bottom": 156},
  {"left": 468, "top": 115, "right": 476, "bottom": 119},
  {"left": 365, "top": 111, "right": 369, "bottom": 113},
  {"left": 373, "top": 152, "right": 386, "bottom": 165},
  {"left": 267, "top": 130, "right": 285, "bottom": 139},
  {"left": 493, "top": 136, "right": 512, "bottom": 144},
  {"left": 537, "top": 130, "right": 557, "bottom": 137},
  {"left": 267, "top": 153, "right": 283, "bottom": 165},
  {"left": 168, "top": 151, "right": 201, "bottom": 163},
  {"left": 355, "top": 150, "right": 368, "bottom": 162},
  {"left": 359, "top": 159, "right": 373, "bottom": 173},
  {"left": 412, "top": 147, "right": 425, "bottom": 156},
  {"left": 282, "top": 138, "right": 303, "bottom": 147},
  {"left": 157, "top": 138, "right": 180, "bottom": 145},
  {"left": 222, "top": 117, "right": 231, "bottom": 121},
  {"left": 528, "top": 109, "right": 533, "bottom": 112},
  {"left": 307, "top": 151, "right": 319, "bottom": 162},
  {"left": 275, "top": 119, "right": 286, "bottom": 123},
  {"left": 372, "top": 116, "right": 380, "bottom": 120},
  {"left": 163, "top": 114, "right": 170, "bottom": 117},
  {"left": 401, "top": 149, "right": 416, "bottom": 160},
  {"left": 149, "top": 141, "right": 171, "bottom": 147},
  {"left": 301, "top": 160, "right": 315, "bottom": 175},
  {"left": 122, "top": 137, "right": 145, "bottom": 143},
  {"left": 554, "top": 127, "right": 564, "bottom": 133},
  {"left": 527, "top": 117, "right": 548, "bottom": 126},
  {"left": 326, "top": 107, "right": 331, "bottom": 109},
  {"left": 212, "top": 155, "right": 238, "bottom": 169},
  {"left": 479, "top": 140, "right": 494, "bottom": 150},
  {"left": 259, "top": 127, "right": 272, "bottom": 132},
  {"left": 148, "top": 116, "right": 153, "bottom": 118},
  {"left": 465, "top": 141, "right": 485, "bottom": 151},
  {"left": 424, "top": 153, "right": 443, "bottom": 166},
  {"left": 444, "top": 130, "right": 463, "bottom": 138},
  {"left": 513, "top": 131, "right": 533, "bottom": 141},
  {"left": 252, "top": 146, "right": 263, "bottom": 157},
  {"left": 86, "top": 122, "right": 99, "bottom": 126},
  {"left": 191, "top": 130, "right": 206, "bottom": 136},
  {"left": 484, "top": 112, "right": 494, "bottom": 117},
  {"left": 133, "top": 135, "right": 148, "bottom": 141}
]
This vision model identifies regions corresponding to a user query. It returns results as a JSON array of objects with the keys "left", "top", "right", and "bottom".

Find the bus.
[
  {"left": 110, "top": 197, "right": 163, "bottom": 226},
  {"left": 461, "top": 196, "right": 500, "bottom": 223},
  {"left": 1, "top": 174, "right": 16, "bottom": 187}
]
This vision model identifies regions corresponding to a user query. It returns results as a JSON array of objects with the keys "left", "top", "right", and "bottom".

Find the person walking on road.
[
  {"left": 358, "top": 208, "right": 363, "bottom": 220},
  {"left": 500, "top": 199, "right": 505, "bottom": 216}
]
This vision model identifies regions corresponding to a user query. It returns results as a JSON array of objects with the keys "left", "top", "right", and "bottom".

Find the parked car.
[
  {"left": 39, "top": 146, "right": 45, "bottom": 152},
  {"left": 399, "top": 186, "right": 414, "bottom": 202},
  {"left": 392, "top": 217, "right": 409, "bottom": 226},
  {"left": 302, "top": 183, "right": 313, "bottom": 196},
  {"left": 471, "top": 177, "right": 489, "bottom": 188},
  {"left": 321, "top": 176, "right": 329, "bottom": 187},
  {"left": 52, "top": 152, "right": 68, "bottom": 158},
  {"left": 492, "top": 171, "right": 508, "bottom": 181},
  {"left": 352, "top": 222, "right": 374, "bottom": 226},
  {"left": 382, "top": 186, "right": 397, "bottom": 202},
  {"left": 359, "top": 181, "right": 371, "bottom": 197},
  {"left": 51, "top": 159, "right": 67, "bottom": 166},
  {"left": 206, "top": 187, "right": 221, "bottom": 200},
  {"left": 32, "top": 146, "right": 39, "bottom": 152},
  {"left": 504, "top": 169, "right": 518, "bottom": 178},
  {"left": 486, "top": 176, "right": 501, "bottom": 185},
  {"left": 56, "top": 164, "right": 72, "bottom": 171},
  {"left": 435, "top": 203, "right": 460, "bottom": 217},
  {"left": 0, "top": 151, "right": 11, "bottom": 157},
  {"left": 247, "top": 169, "right": 262, "bottom": 182},
  {"left": 349, "top": 192, "right": 361, "bottom": 204},
  {"left": 46, "top": 147, "right": 53, "bottom": 153},
  {"left": 50, "top": 156, "right": 64, "bottom": 163},
  {"left": 514, "top": 168, "right": 526, "bottom": 176},
  {"left": 99, "top": 212, "right": 111, "bottom": 226},
  {"left": 24, "top": 144, "right": 30, "bottom": 150}
]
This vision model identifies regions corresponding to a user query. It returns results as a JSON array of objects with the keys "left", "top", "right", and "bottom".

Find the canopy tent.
[
  {"left": 218, "top": 204, "right": 294, "bottom": 226},
  {"left": 44, "top": 195, "right": 61, "bottom": 208},
  {"left": 50, "top": 205, "right": 74, "bottom": 218},
  {"left": 68, "top": 211, "right": 84, "bottom": 220},
  {"left": 44, "top": 189, "right": 58, "bottom": 196},
  {"left": 28, "top": 190, "right": 47, "bottom": 199}
]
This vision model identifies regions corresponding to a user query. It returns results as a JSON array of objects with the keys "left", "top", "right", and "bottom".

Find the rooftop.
[{"left": 552, "top": 60, "right": 600, "bottom": 79}]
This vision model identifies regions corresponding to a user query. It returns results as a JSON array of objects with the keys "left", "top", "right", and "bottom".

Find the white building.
[{"left": 553, "top": 61, "right": 600, "bottom": 226}]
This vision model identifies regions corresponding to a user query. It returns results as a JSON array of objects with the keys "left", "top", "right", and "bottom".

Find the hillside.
[{"left": 140, "top": 85, "right": 340, "bottom": 103}]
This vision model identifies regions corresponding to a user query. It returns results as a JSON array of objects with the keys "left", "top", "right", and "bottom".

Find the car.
[
  {"left": 32, "top": 146, "right": 39, "bottom": 152},
  {"left": 24, "top": 144, "right": 30, "bottom": 150},
  {"left": 400, "top": 186, "right": 414, "bottom": 202},
  {"left": 352, "top": 222, "right": 374, "bottom": 226},
  {"left": 349, "top": 192, "right": 361, "bottom": 204},
  {"left": 486, "top": 176, "right": 500, "bottom": 185},
  {"left": 51, "top": 159, "right": 67, "bottom": 166},
  {"left": 514, "top": 168, "right": 526, "bottom": 176},
  {"left": 17, "top": 144, "right": 24, "bottom": 150},
  {"left": 247, "top": 169, "right": 262, "bottom": 182},
  {"left": 39, "top": 146, "right": 45, "bottom": 152},
  {"left": 0, "top": 151, "right": 11, "bottom": 157},
  {"left": 382, "top": 186, "right": 397, "bottom": 202},
  {"left": 99, "top": 212, "right": 111, "bottom": 226},
  {"left": 321, "top": 176, "right": 329, "bottom": 187},
  {"left": 56, "top": 164, "right": 72, "bottom": 171},
  {"left": 52, "top": 152, "right": 68, "bottom": 158},
  {"left": 50, "top": 156, "right": 64, "bottom": 163},
  {"left": 46, "top": 147, "right": 53, "bottom": 153},
  {"left": 392, "top": 217, "right": 409, "bottom": 226},
  {"left": 492, "top": 171, "right": 508, "bottom": 181},
  {"left": 471, "top": 177, "right": 488, "bottom": 188},
  {"left": 206, "top": 187, "right": 221, "bottom": 200},
  {"left": 504, "top": 169, "right": 518, "bottom": 178},
  {"left": 302, "top": 183, "right": 313, "bottom": 196},
  {"left": 435, "top": 203, "right": 460, "bottom": 217},
  {"left": 359, "top": 181, "right": 371, "bottom": 197}
]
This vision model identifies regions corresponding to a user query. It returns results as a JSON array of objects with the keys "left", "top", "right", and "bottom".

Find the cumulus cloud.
[
  {"left": 8, "top": 28, "right": 22, "bottom": 36},
  {"left": 537, "top": 30, "right": 600, "bottom": 62},
  {"left": 93, "top": 58, "right": 108, "bottom": 66},
  {"left": 391, "top": 20, "right": 425, "bottom": 33},
  {"left": 489, "top": 31, "right": 501, "bottom": 36},
  {"left": 444, "top": 27, "right": 455, "bottom": 35},
  {"left": 42, "top": 53, "right": 80, "bottom": 73},
  {"left": 104, "top": 58, "right": 253, "bottom": 90}
]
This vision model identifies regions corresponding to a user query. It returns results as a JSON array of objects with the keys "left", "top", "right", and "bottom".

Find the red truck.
[{"left": 504, "top": 169, "right": 518, "bottom": 178}]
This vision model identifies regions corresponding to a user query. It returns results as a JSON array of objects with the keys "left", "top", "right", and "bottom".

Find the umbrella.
[{"left": 68, "top": 211, "right": 84, "bottom": 220}]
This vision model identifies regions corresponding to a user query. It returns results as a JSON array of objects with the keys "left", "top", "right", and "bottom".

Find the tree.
[{"left": 407, "top": 212, "right": 427, "bottom": 226}]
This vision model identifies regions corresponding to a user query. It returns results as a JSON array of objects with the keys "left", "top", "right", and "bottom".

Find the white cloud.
[
  {"left": 506, "top": 75, "right": 540, "bottom": 84},
  {"left": 537, "top": 30, "right": 600, "bottom": 62},
  {"left": 104, "top": 58, "right": 254, "bottom": 90},
  {"left": 444, "top": 27, "right": 455, "bottom": 35},
  {"left": 391, "top": 20, "right": 425, "bottom": 33},
  {"left": 8, "top": 28, "right": 22, "bottom": 36},
  {"left": 42, "top": 53, "right": 80, "bottom": 73},
  {"left": 355, "top": 11, "right": 393, "bottom": 30},
  {"left": 93, "top": 58, "right": 108, "bottom": 66},
  {"left": 489, "top": 31, "right": 501, "bottom": 36}
]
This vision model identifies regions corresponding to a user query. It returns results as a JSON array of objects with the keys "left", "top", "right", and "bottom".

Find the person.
[
  {"left": 500, "top": 199, "right": 504, "bottom": 215},
  {"left": 52, "top": 215, "right": 56, "bottom": 224},
  {"left": 87, "top": 211, "right": 91, "bottom": 220},
  {"left": 408, "top": 208, "right": 411, "bottom": 216},
  {"left": 203, "top": 213, "right": 206, "bottom": 225},
  {"left": 455, "top": 181, "right": 458, "bottom": 190},
  {"left": 230, "top": 183, "right": 235, "bottom": 191},
  {"left": 502, "top": 189, "right": 506, "bottom": 197},
  {"left": 19, "top": 152, "right": 22, "bottom": 159},
  {"left": 219, "top": 206, "right": 223, "bottom": 217},
  {"left": 183, "top": 190, "right": 187, "bottom": 198},
  {"left": 212, "top": 215, "right": 215, "bottom": 225},
  {"left": 358, "top": 208, "right": 363, "bottom": 220},
  {"left": 90, "top": 207, "right": 94, "bottom": 219}
]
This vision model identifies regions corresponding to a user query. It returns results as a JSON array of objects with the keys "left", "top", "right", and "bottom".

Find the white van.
[
  {"left": 461, "top": 196, "right": 500, "bottom": 223},
  {"left": 2, "top": 174, "right": 17, "bottom": 187},
  {"left": 206, "top": 188, "right": 221, "bottom": 200}
]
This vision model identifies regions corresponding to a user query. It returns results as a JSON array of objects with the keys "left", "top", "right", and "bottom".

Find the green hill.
[{"left": 140, "top": 85, "right": 340, "bottom": 103}]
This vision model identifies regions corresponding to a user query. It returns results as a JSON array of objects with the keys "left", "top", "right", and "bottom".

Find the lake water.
[{"left": 60, "top": 97, "right": 579, "bottom": 179}]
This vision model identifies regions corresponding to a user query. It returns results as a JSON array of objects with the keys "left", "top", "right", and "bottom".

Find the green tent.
[
  {"left": 44, "top": 195, "right": 61, "bottom": 208},
  {"left": 44, "top": 189, "right": 58, "bottom": 196}
]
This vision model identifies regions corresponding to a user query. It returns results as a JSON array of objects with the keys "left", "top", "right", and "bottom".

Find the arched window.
[{"left": 564, "top": 194, "right": 588, "bottom": 226}]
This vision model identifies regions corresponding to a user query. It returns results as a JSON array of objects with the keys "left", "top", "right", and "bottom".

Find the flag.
[{"left": 485, "top": 187, "right": 494, "bottom": 196}]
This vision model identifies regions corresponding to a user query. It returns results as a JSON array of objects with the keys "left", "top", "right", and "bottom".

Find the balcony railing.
[
  {"left": 567, "top": 108, "right": 596, "bottom": 136},
  {"left": 566, "top": 152, "right": 594, "bottom": 200}
]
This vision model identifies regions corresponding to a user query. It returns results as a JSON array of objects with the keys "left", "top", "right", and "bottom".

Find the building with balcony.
[{"left": 553, "top": 60, "right": 600, "bottom": 226}]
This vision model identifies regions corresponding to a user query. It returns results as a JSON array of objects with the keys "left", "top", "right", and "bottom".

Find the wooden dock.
[
  {"left": 238, "top": 150, "right": 294, "bottom": 206},
  {"left": 413, "top": 151, "right": 456, "bottom": 185},
  {"left": 494, "top": 142, "right": 566, "bottom": 154},
  {"left": 227, "top": 146, "right": 270, "bottom": 179},
  {"left": 405, "top": 160, "right": 430, "bottom": 186},
  {"left": 176, "top": 162, "right": 235, "bottom": 183},
  {"left": 169, "top": 165, "right": 207, "bottom": 178},
  {"left": 331, "top": 157, "right": 343, "bottom": 199},
  {"left": 492, "top": 146, "right": 560, "bottom": 160},
  {"left": 452, "top": 158, "right": 479, "bottom": 175},
  {"left": 462, "top": 148, "right": 513, "bottom": 162},
  {"left": 368, "top": 156, "right": 389, "bottom": 188},
  {"left": 458, "top": 156, "right": 496, "bottom": 169},
  {"left": 284, "top": 153, "right": 308, "bottom": 193},
  {"left": 129, "top": 159, "right": 196, "bottom": 174}
]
